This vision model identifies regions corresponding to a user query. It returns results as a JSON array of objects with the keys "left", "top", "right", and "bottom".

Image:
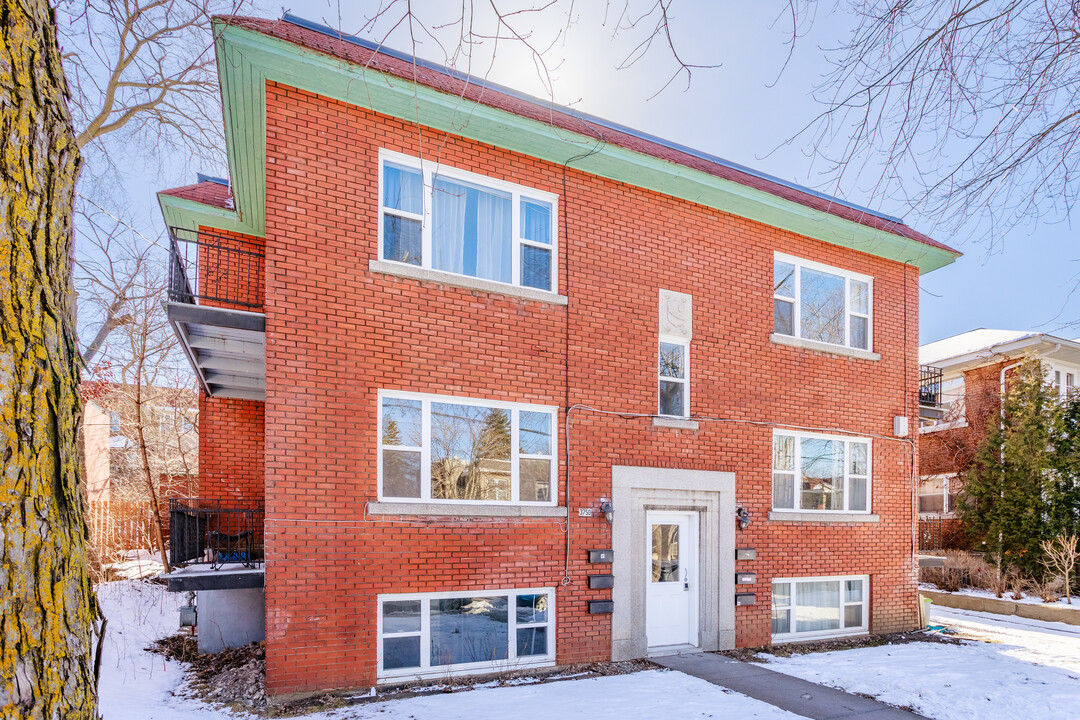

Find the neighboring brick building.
[
  {"left": 918, "top": 329, "right": 1080, "bottom": 526},
  {"left": 160, "top": 14, "right": 959, "bottom": 698}
]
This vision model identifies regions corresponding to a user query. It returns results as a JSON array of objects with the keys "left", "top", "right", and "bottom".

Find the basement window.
[
  {"left": 379, "top": 391, "right": 557, "bottom": 505},
  {"left": 379, "top": 150, "right": 559, "bottom": 292},
  {"left": 773, "top": 253, "right": 873, "bottom": 351},
  {"left": 379, "top": 588, "right": 556, "bottom": 680},
  {"left": 772, "top": 431, "right": 871, "bottom": 513},
  {"left": 771, "top": 575, "right": 869, "bottom": 642}
]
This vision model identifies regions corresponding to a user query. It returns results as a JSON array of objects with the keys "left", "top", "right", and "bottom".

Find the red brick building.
[
  {"left": 160, "top": 14, "right": 959, "bottom": 698},
  {"left": 918, "top": 330, "right": 1080, "bottom": 532}
]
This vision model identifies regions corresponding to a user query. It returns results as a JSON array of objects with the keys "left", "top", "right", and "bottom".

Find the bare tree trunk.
[
  {"left": 0, "top": 1, "right": 98, "bottom": 717},
  {"left": 134, "top": 332, "right": 170, "bottom": 573}
]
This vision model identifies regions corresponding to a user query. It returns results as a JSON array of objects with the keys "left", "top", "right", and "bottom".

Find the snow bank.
[
  {"left": 96, "top": 580, "right": 238, "bottom": 719},
  {"left": 920, "top": 583, "right": 1080, "bottom": 609}
]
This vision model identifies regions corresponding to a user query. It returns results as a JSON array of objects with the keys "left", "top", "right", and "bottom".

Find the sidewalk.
[{"left": 653, "top": 653, "right": 928, "bottom": 719}]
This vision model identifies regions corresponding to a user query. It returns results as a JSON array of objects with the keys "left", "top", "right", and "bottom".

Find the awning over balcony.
[{"left": 167, "top": 302, "right": 265, "bottom": 401}]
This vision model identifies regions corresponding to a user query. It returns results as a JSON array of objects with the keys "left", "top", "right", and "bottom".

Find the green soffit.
[{"left": 185, "top": 19, "right": 957, "bottom": 275}]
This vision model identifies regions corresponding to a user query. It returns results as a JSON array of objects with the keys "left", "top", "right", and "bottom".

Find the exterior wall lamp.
[
  {"left": 599, "top": 499, "right": 614, "bottom": 524},
  {"left": 736, "top": 507, "right": 751, "bottom": 531}
]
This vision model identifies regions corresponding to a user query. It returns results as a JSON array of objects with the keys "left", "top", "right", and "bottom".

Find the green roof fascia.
[
  {"left": 158, "top": 191, "right": 250, "bottom": 235},
  {"left": 214, "top": 21, "right": 959, "bottom": 274}
]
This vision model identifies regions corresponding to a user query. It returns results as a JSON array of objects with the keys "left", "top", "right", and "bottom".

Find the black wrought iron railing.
[
  {"left": 919, "top": 365, "right": 943, "bottom": 407},
  {"left": 168, "top": 498, "right": 265, "bottom": 570},
  {"left": 168, "top": 226, "right": 264, "bottom": 310},
  {"left": 919, "top": 517, "right": 945, "bottom": 551}
]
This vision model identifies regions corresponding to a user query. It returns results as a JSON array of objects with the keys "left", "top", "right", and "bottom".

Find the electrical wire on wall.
[
  {"left": 558, "top": 131, "right": 608, "bottom": 587},
  {"left": 559, "top": 404, "right": 918, "bottom": 585}
]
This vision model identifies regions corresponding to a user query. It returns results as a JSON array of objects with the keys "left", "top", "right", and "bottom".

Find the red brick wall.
[
  {"left": 255, "top": 81, "right": 922, "bottom": 695},
  {"left": 198, "top": 393, "right": 264, "bottom": 506},
  {"left": 919, "top": 362, "right": 1008, "bottom": 479}
]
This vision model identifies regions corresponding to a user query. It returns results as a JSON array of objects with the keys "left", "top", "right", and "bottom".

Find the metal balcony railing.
[
  {"left": 168, "top": 498, "right": 264, "bottom": 570},
  {"left": 919, "top": 365, "right": 944, "bottom": 419},
  {"left": 168, "top": 226, "right": 264, "bottom": 310}
]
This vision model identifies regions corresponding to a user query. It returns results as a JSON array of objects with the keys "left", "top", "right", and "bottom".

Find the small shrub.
[
  {"left": 987, "top": 561, "right": 1010, "bottom": 599},
  {"left": 1041, "top": 534, "right": 1079, "bottom": 605},
  {"left": 1009, "top": 573, "right": 1026, "bottom": 600},
  {"left": 1028, "top": 575, "right": 1064, "bottom": 603}
]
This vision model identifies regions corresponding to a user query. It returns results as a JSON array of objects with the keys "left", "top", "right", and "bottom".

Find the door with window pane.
[{"left": 645, "top": 511, "right": 698, "bottom": 648}]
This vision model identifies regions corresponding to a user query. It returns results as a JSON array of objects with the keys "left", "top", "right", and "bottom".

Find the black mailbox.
[
  {"left": 588, "top": 549, "right": 613, "bottom": 563},
  {"left": 588, "top": 600, "right": 614, "bottom": 614},
  {"left": 588, "top": 574, "right": 614, "bottom": 589},
  {"left": 735, "top": 593, "right": 757, "bottom": 606}
]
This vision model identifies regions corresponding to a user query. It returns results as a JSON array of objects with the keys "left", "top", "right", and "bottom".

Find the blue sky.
[{"left": 130, "top": 0, "right": 1080, "bottom": 345}]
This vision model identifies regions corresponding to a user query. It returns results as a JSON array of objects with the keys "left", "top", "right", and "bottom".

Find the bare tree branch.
[{"left": 789, "top": 0, "right": 1080, "bottom": 239}]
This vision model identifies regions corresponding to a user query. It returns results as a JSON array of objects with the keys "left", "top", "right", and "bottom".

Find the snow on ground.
[
  {"left": 96, "top": 579, "right": 799, "bottom": 720},
  {"left": 763, "top": 605, "right": 1080, "bottom": 720},
  {"left": 96, "top": 580, "right": 215, "bottom": 719},
  {"left": 920, "top": 582, "right": 1080, "bottom": 609},
  {"left": 299, "top": 672, "right": 802, "bottom": 720},
  {"left": 106, "top": 550, "right": 165, "bottom": 581}
]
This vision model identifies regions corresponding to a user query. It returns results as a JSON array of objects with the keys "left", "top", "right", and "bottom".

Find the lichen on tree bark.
[{"left": 0, "top": 0, "right": 98, "bottom": 717}]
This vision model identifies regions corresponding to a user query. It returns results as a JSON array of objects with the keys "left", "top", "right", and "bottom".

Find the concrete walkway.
[{"left": 653, "top": 653, "right": 928, "bottom": 719}]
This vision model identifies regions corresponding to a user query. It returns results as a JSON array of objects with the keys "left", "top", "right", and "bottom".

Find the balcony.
[
  {"left": 166, "top": 227, "right": 265, "bottom": 401},
  {"left": 919, "top": 364, "right": 944, "bottom": 421},
  {"left": 166, "top": 498, "right": 265, "bottom": 592}
]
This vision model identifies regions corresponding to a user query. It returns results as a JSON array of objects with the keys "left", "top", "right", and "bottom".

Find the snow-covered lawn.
[
  {"left": 97, "top": 580, "right": 799, "bottom": 719},
  {"left": 763, "top": 605, "right": 1080, "bottom": 720},
  {"left": 99, "top": 579, "right": 1080, "bottom": 720}
]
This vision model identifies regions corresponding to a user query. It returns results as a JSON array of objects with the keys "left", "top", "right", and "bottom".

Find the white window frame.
[
  {"left": 377, "top": 587, "right": 556, "bottom": 681},
  {"left": 378, "top": 390, "right": 558, "bottom": 506},
  {"left": 773, "top": 252, "right": 874, "bottom": 352},
  {"left": 1046, "top": 362, "right": 1080, "bottom": 400},
  {"left": 658, "top": 335, "right": 690, "bottom": 417},
  {"left": 378, "top": 148, "right": 560, "bottom": 293},
  {"left": 772, "top": 430, "right": 872, "bottom": 514},
  {"left": 771, "top": 574, "right": 870, "bottom": 642},
  {"left": 918, "top": 473, "right": 957, "bottom": 516}
]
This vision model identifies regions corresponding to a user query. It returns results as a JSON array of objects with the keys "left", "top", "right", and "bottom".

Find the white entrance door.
[{"left": 645, "top": 511, "right": 698, "bottom": 649}]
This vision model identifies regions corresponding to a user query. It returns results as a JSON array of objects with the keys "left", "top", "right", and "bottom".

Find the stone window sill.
[
  {"left": 369, "top": 260, "right": 569, "bottom": 305},
  {"left": 770, "top": 333, "right": 880, "bottom": 361},
  {"left": 768, "top": 511, "right": 880, "bottom": 523},
  {"left": 652, "top": 417, "right": 699, "bottom": 430},
  {"left": 368, "top": 501, "right": 569, "bottom": 518}
]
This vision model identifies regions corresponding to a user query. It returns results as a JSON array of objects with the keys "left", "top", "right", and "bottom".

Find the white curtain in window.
[
  {"left": 432, "top": 177, "right": 467, "bottom": 274},
  {"left": 795, "top": 581, "right": 840, "bottom": 633},
  {"left": 474, "top": 188, "right": 511, "bottom": 282}
]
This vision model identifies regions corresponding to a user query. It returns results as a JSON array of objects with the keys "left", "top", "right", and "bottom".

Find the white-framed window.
[
  {"left": 658, "top": 336, "right": 690, "bottom": 417},
  {"left": 773, "top": 253, "right": 873, "bottom": 351},
  {"left": 918, "top": 474, "right": 959, "bottom": 515},
  {"left": 379, "top": 588, "right": 556, "bottom": 680},
  {"left": 379, "top": 391, "right": 557, "bottom": 505},
  {"left": 772, "top": 575, "right": 869, "bottom": 642},
  {"left": 1047, "top": 363, "right": 1078, "bottom": 400},
  {"left": 772, "top": 431, "right": 871, "bottom": 513},
  {"left": 379, "top": 149, "right": 559, "bottom": 292}
]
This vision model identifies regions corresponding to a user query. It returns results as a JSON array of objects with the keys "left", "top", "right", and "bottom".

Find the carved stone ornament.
[{"left": 659, "top": 288, "right": 692, "bottom": 339}]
